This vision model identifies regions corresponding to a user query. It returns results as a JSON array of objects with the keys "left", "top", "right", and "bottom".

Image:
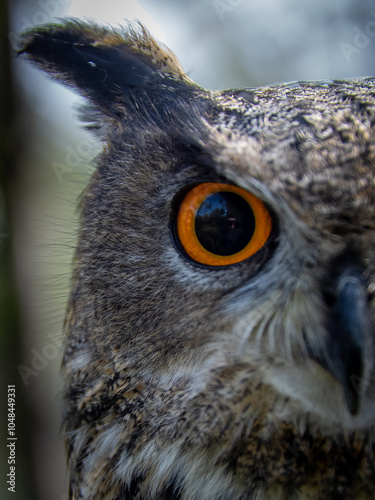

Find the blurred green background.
[{"left": 2, "top": 0, "right": 375, "bottom": 498}]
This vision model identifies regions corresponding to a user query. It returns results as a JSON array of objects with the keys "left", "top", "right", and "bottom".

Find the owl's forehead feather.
[{"left": 203, "top": 81, "right": 375, "bottom": 235}]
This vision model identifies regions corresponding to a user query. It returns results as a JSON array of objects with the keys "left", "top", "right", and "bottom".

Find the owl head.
[{"left": 20, "top": 20, "right": 375, "bottom": 499}]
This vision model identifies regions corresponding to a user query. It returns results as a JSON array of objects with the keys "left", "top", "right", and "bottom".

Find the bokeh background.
[{"left": 2, "top": 0, "right": 375, "bottom": 498}]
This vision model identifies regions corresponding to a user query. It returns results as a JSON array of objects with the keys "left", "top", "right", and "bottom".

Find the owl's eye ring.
[{"left": 175, "top": 182, "right": 272, "bottom": 266}]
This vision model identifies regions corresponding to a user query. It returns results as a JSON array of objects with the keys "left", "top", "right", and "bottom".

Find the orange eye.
[{"left": 176, "top": 183, "right": 272, "bottom": 266}]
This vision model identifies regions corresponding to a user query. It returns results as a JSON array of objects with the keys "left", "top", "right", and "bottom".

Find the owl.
[{"left": 20, "top": 19, "right": 375, "bottom": 500}]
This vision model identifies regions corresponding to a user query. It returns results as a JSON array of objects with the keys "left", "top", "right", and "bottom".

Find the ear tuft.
[{"left": 19, "top": 19, "right": 198, "bottom": 120}]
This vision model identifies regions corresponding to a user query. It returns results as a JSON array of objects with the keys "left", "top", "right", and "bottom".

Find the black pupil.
[{"left": 195, "top": 192, "right": 255, "bottom": 256}]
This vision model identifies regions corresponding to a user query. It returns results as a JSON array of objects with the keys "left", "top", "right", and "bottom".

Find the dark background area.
[{"left": 2, "top": 1, "right": 375, "bottom": 498}]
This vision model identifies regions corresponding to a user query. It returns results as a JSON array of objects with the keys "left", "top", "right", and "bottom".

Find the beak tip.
[{"left": 344, "top": 382, "right": 361, "bottom": 416}]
